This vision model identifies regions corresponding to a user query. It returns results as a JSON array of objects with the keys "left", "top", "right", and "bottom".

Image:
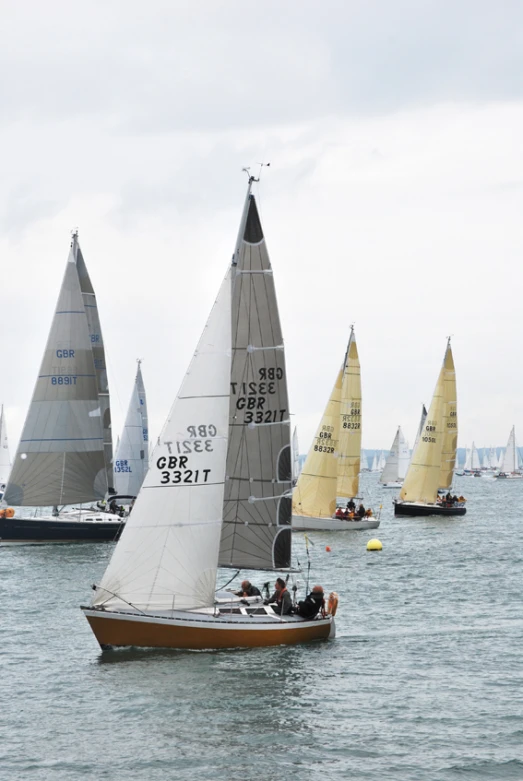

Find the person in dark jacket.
[
  {"left": 347, "top": 499, "right": 356, "bottom": 512},
  {"left": 296, "top": 585, "right": 324, "bottom": 619},
  {"left": 235, "top": 580, "right": 261, "bottom": 598},
  {"left": 265, "top": 577, "right": 293, "bottom": 615},
  {"left": 357, "top": 503, "right": 366, "bottom": 518}
]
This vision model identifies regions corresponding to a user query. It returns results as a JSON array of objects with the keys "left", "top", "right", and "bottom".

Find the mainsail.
[
  {"left": 470, "top": 443, "right": 481, "bottom": 471},
  {"left": 5, "top": 239, "right": 108, "bottom": 506},
  {"left": 336, "top": 329, "right": 362, "bottom": 501},
  {"left": 380, "top": 426, "right": 409, "bottom": 484},
  {"left": 399, "top": 351, "right": 445, "bottom": 504},
  {"left": 439, "top": 340, "right": 457, "bottom": 491},
  {"left": 500, "top": 426, "right": 519, "bottom": 473},
  {"left": 291, "top": 369, "right": 342, "bottom": 520},
  {"left": 114, "top": 361, "right": 149, "bottom": 496},
  {"left": 73, "top": 233, "right": 114, "bottom": 492},
  {"left": 219, "top": 191, "right": 292, "bottom": 570},
  {"left": 0, "top": 404, "right": 11, "bottom": 487},
  {"left": 94, "top": 272, "right": 232, "bottom": 612},
  {"left": 360, "top": 449, "right": 368, "bottom": 471}
]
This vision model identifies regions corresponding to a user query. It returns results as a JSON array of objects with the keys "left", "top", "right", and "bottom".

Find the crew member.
[
  {"left": 357, "top": 503, "right": 366, "bottom": 518},
  {"left": 265, "top": 577, "right": 293, "bottom": 615},
  {"left": 235, "top": 580, "right": 261, "bottom": 598},
  {"left": 296, "top": 585, "right": 325, "bottom": 619}
]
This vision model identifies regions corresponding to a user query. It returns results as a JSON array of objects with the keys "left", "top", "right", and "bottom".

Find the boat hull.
[
  {"left": 292, "top": 514, "right": 380, "bottom": 531},
  {"left": 394, "top": 502, "right": 466, "bottom": 518},
  {"left": 82, "top": 608, "right": 334, "bottom": 650},
  {"left": 0, "top": 515, "right": 124, "bottom": 543}
]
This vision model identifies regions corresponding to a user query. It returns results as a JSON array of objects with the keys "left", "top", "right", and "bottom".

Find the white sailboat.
[
  {"left": 0, "top": 405, "right": 11, "bottom": 501},
  {"left": 292, "top": 327, "right": 379, "bottom": 531},
  {"left": 464, "top": 442, "right": 481, "bottom": 475},
  {"left": 370, "top": 453, "right": 379, "bottom": 472},
  {"left": 377, "top": 450, "right": 387, "bottom": 471},
  {"left": 360, "top": 449, "right": 369, "bottom": 472},
  {"left": 1, "top": 232, "right": 123, "bottom": 542},
  {"left": 394, "top": 339, "right": 466, "bottom": 517},
  {"left": 496, "top": 426, "right": 523, "bottom": 478},
  {"left": 114, "top": 360, "right": 149, "bottom": 498},
  {"left": 380, "top": 426, "right": 409, "bottom": 488},
  {"left": 82, "top": 178, "right": 336, "bottom": 651}
]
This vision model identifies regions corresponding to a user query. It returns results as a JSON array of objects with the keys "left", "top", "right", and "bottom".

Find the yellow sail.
[
  {"left": 292, "top": 368, "right": 342, "bottom": 519},
  {"left": 337, "top": 329, "right": 361, "bottom": 500},
  {"left": 439, "top": 340, "right": 457, "bottom": 491},
  {"left": 399, "top": 350, "right": 445, "bottom": 504}
]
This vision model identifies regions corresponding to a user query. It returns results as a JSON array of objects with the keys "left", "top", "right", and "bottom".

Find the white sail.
[
  {"left": 380, "top": 426, "right": 409, "bottom": 484},
  {"left": 93, "top": 271, "right": 232, "bottom": 612},
  {"left": 463, "top": 447, "right": 471, "bottom": 471},
  {"left": 470, "top": 442, "right": 481, "bottom": 471},
  {"left": 0, "top": 405, "right": 11, "bottom": 487},
  {"left": 497, "top": 448, "right": 504, "bottom": 469},
  {"left": 370, "top": 453, "right": 378, "bottom": 471},
  {"left": 500, "top": 426, "right": 519, "bottom": 473},
  {"left": 360, "top": 449, "right": 368, "bottom": 471},
  {"left": 487, "top": 446, "right": 496, "bottom": 469},
  {"left": 114, "top": 361, "right": 149, "bottom": 496},
  {"left": 377, "top": 451, "right": 387, "bottom": 471}
]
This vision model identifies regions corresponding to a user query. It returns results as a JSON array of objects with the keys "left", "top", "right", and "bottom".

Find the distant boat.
[
  {"left": 380, "top": 426, "right": 409, "bottom": 488},
  {"left": 1, "top": 232, "right": 124, "bottom": 542},
  {"left": 463, "top": 442, "right": 482, "bottom": 476},
  {"left": 496, "top": 426, "right": 523, "bottom": 479},
  {"left": 0, "top": 404, "right": 11, "bottom": 501},
  {"left": 394, "top": 339, "right": 466, "bottom": 517},
  {"left": 292, "top": 327, "right": 379, "bottom": 531},
  {"left": 82, "top": 177, "right": 335, "bottom": 651},
  {"left": 360, "top": 449, "right": 369, "bottom": 472},
  {"left": 114, "top": 360, "right": 149, "bottom": 498},
  {"left": 370, "top": 452, "right": 379, "bottom": 472}
]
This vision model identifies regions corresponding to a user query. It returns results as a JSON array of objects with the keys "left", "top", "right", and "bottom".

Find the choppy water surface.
[{"left": 0, "top": 474, "right": 522, "bottom": 780}]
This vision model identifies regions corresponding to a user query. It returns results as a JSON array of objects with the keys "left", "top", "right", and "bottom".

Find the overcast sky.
[{"left": 1, "top": 0, "right": 522, "bottom": 457}]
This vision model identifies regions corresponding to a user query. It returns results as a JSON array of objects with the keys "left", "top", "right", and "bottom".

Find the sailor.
[
  {"left": 296, "top": 585, "right": 325, "bottom": 619},
  {"left": 357, "top": 503, "right": 366, "bottom": 518},
  {"left": 446, "top": 492, "right": 452, "bottom": 504},
  {"left": 346, "top": 499, "right": 356, "bottom": 512},
  {"left": 235, "top": 580, "right": 261, "bottom": 598},
  {"left": 335, "top": 507, "right": 343, "bottom": 518},
  {"left": 342, "top": 508, "right": 349, "bottom": 519},
  {"left": 109, "top": 498, "right": 119, "bottom": 515},
  {"left": 265, "top": 577, "right": 293, "bottom": 615}
]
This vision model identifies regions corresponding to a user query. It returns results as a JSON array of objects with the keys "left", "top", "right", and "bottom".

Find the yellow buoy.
[{"left": 366, "top": 538, "right": 382, "bottom": 552}]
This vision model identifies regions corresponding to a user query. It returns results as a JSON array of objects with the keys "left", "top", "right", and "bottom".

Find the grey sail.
[
  {"left": 73, "top": 234, "right": 114, "bottom": 492},
  {"left": 219, "top": 190, "right": 292, "bottom": 570},
  {"left": 4, "top": 239, "right": 107, "bottom": 506}
]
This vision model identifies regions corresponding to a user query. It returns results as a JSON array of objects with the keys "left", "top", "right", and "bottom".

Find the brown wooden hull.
[{"left": 83, "top": 608, "right": 333, "bottom": 650}]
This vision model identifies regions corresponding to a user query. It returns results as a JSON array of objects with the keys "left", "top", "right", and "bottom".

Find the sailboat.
[
  {"left": 82, "top": 178, "right": 336, "bottom": 651},
  {"left": 0, "top": 405, "right": 11, "bottom": 501},
  {"left": 292, "top": 327, "right": 379, "bottom": 531},
  {"left": 379, "top": 426, "right": 409, "bottom": 488},
  {"left": 496, "top": 426, "right": 523, "bottom": 478},
  {"left": 360, "top": 449, "right": 369, "bottom": 472},
  {"left": 463, "top": 442, "right": 482, "bottom": 476},
  {"left": 377, "top": 451, "right": 387, "bottom": 471},
  {"left": 370, "top": 452, "right": 379, "bottom": 472},
  {"left": 113, "top": 360, "right": 149, "bottom": 498},
  {"left": 394, "top": 339, "right": 466, "bottom": 517},
  {"left": 1, "top": 232, "right": 123, "bottom": 543}
]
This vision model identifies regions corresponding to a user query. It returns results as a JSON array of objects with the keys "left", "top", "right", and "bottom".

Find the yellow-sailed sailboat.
[
  {"left": 292, "top": 328, "right": 379, "bottom": 531},
  {"left": 394, "top": 338, "right": 466, "bottom": 517}
]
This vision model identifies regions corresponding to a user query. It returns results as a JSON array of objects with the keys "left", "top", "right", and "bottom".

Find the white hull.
[
  {"left": 292, "top": 514, "right": 380, "bottom": 531},
  {"left": 379, "top": 481, "right": 402, "bottom": 489}
]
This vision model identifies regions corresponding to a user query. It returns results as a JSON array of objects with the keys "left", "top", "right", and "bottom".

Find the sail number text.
[
  {"left": 314, "top": 425, "right": 336, "bottom": 453},
  {"left": 157, "top": 424, "right": 217, "bottom": 484},
  {"left": 232, "top": 367, "right": 286, "bottom": 425},
  {"left": 422, "top": 421, "right": 437, "bottom": 443}
]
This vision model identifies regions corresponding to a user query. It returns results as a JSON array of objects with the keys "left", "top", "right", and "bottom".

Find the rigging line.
[{"left": 216, "top": 569, "right": 240, "bottom": 592}]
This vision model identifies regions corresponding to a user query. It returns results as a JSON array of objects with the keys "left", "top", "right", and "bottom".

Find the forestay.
[
  {"left": 220, "top": 194, "right": 292, "bottom": 570},
  {"left": 439, "top": 341, "right": 457, "bottom": 490},
  {"left": 114, "top": 362, "right": 149, "bottom": 496},
  {"left": 74, "top": 234, "right": 114, "bottom": 492},
  {"left": 337, "top": 329, "right": 362, "bottom": 501},
  {"left": 5, "top": 243, "right": 107, "bottom": 506},
  {"left": 400, "top": 355, "right": 445, "bottom": 504},
  {"left": 93, "top": 272, "right": 232, "bottom": 612}
]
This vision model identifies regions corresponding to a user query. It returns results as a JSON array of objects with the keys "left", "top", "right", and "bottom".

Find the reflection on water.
[{"left": 0, "top": 474, "right": 522, "bottom": 780}]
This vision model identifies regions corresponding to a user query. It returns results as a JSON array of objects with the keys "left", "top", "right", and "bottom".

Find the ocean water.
[{"left": 0, "top": 473, "right": 522, "bottom": 781}]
